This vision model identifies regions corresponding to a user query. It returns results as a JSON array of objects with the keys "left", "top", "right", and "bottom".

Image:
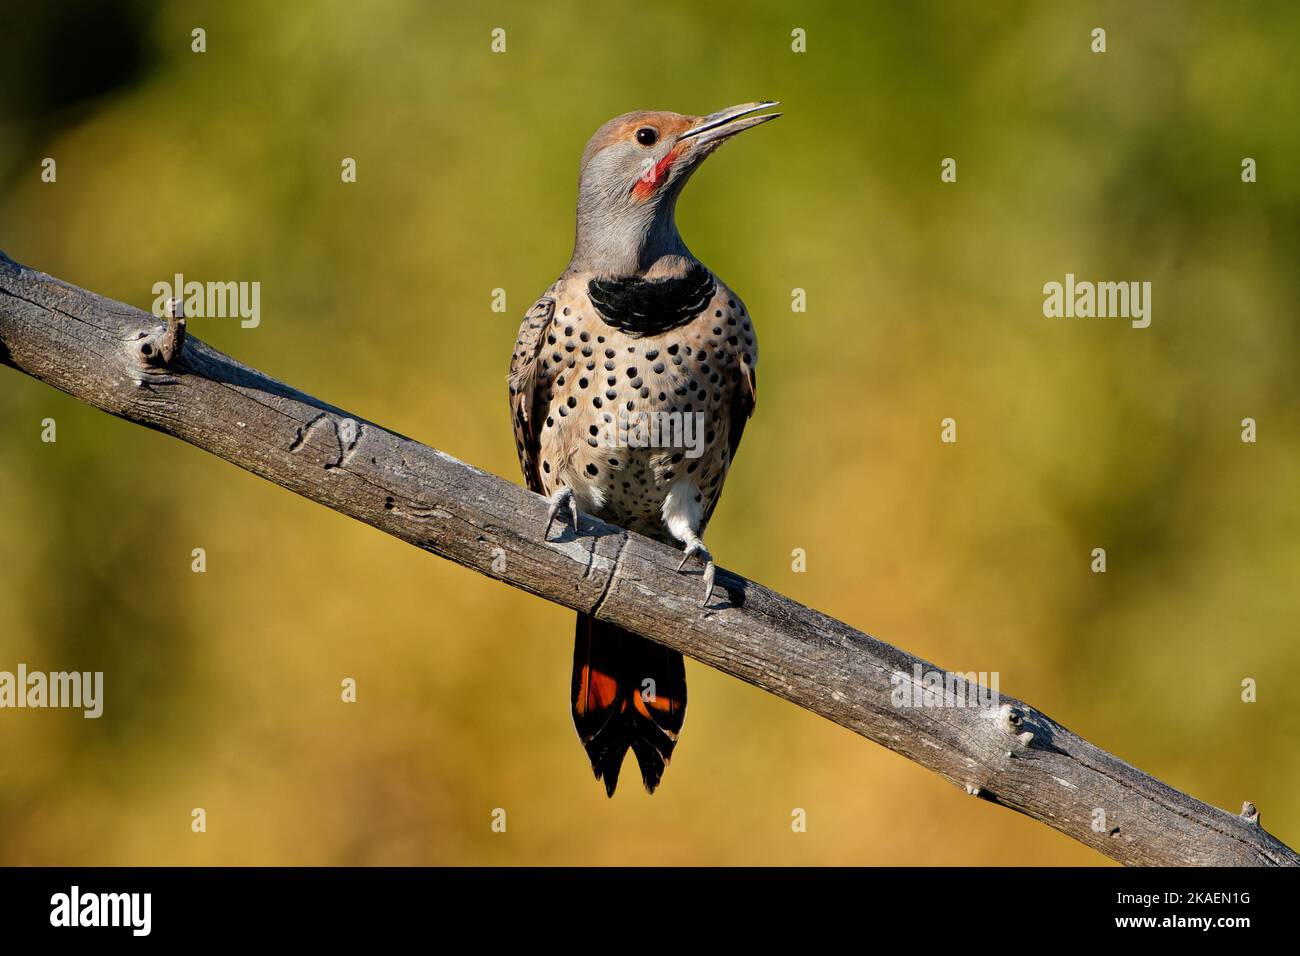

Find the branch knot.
[{"left": 132, "top": 297, "right": 187, "bottom": 367}]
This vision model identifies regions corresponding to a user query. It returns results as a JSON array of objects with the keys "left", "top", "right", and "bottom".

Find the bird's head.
[{"left": 570, "top": 101, "right": 780, "bottom": 276}]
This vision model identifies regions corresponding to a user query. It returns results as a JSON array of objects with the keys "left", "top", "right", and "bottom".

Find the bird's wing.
[
  {"left": 701, "top": 356, "right": 756, "bottom": 531},
  {"left": 508, "top": 294, "right": 556, "bottom": 494}
]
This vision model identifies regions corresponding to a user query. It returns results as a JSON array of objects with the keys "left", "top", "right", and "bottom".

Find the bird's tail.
[{"left": 571, "top": 613, "right": 686, "bottom": 796}]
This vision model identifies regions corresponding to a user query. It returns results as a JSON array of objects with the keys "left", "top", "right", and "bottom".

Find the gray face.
[
  {"left": 571, "top": 112, "right": 701, "bottom": 277},
  {"left": 568, "top": 104, "right": 781, "bottom": 277}
]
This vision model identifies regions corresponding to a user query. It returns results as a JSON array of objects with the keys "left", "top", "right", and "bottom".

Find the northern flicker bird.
[{"left": 508, "top": 101, "right": 779, "bottom": 796}]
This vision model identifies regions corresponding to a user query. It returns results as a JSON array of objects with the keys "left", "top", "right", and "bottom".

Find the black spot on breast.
[{"left": 586, "top": 262, "right": 716, "bottom": 336}]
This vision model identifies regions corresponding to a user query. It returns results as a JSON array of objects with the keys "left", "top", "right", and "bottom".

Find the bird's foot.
[
  {"left": 544, "top": 486, "right": 581, "bottom": 540},
  {"left": 677, "top": 539, "right": 715, "bottom": 606}
]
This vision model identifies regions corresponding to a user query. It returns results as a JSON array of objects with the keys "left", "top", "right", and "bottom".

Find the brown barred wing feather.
[{"left": 507, "top": 295, "right": 556, "bottom": 493}]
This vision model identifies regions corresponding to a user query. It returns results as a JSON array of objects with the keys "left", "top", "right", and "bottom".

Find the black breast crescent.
[{"left": 587, "top": 262, "right": 716, "bottom": 337}]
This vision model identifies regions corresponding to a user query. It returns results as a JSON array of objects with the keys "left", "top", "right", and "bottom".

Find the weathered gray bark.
[{"left": 1, "top": 250, "right": 1294, "bottom": 866}]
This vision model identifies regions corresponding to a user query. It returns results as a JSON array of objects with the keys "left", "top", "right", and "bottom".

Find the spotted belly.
[{"left": 532, "top": 285, "right": 755, "bottom": 542}]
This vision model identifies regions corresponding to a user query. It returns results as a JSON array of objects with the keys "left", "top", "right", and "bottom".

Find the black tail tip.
[
  {"left": 590, "top": 738, "right": 670, "bottom": 796},
  {"left": 630, "top": 734, "right": 667, "bottom": 794},
  {"left": 591, "top": 738, "right": 667, "bottom": 797},
  {"left": 593, "top": 743, "right": 625, "bottom": 797}
]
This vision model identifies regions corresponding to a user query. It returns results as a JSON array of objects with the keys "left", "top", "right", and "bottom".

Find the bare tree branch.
[{"left": 1, "top": 250, "right": 1293, "bottom": 866}]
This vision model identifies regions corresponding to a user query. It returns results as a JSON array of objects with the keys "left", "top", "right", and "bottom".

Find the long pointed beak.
[{"left": 678, "top": 100, "right": 781, "bottom": 146}]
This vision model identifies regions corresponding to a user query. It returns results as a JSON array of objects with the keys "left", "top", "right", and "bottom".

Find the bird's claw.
[
  {"left": 544, "top": 486, "right": 580, "bottom": 540},
  {"left": 677, "top": 540, "right": 715, "bottom": 605}
]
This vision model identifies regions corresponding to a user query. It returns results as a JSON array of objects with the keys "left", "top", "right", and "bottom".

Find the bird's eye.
[{"left": 635, "top": 127, "right": 658, "bottom": 146}]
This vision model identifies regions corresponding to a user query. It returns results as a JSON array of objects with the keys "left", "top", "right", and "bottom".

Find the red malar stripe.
[{"left": 631, "top": 145, "right": 682, "bottom": 200}]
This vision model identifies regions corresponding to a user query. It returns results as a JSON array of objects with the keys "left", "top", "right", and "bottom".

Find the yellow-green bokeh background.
[{"left": 2, "top": 0, "right": 1298, "bottom": 865}]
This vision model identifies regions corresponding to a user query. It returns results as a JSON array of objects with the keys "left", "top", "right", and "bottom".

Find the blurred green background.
[{"left": 2, "top": 0, "right": 1298, "bottom": 866}]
